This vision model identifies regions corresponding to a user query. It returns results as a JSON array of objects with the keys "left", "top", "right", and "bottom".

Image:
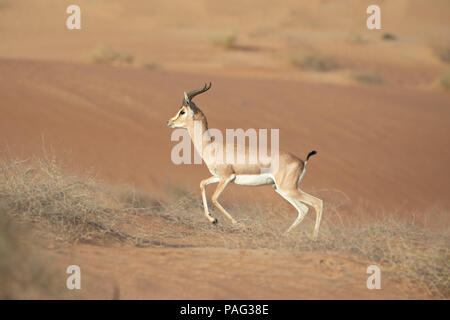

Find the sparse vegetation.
[
  {"left": 347, "top": 33, "right": 368, "bottom": 45},
  {"left": 143, "top": 62, "right": 161, "bottom": 70},
  {"left": 210, "top": 32, "right": 238, "bottom": 49},
  {"left": 433, "top": 44, "right": 450, "bottom": 64},
  {"left": 352, "top": 72, "right": 385, "bottom": 86},
  {"left": 88, "top": 45, "right": 134, "bottom": 66},
  {"left": 382, "top": 33, "right": 397, "bottom": 41},
  {"left": 109, "top": 184, "right": 162, "bottom": 211},
  {"left": 0, "top": 157, "right": 448, "bottom": 298},
  {"left": 435, "top": 71, "right": 450, "bottom": 91},
  {"left": 290, "top": 53, "right": 339, "bottom": 72},
  {"left": 0, "top": 157, "right": 143, "bottom": 244},
  {"left": 152, "top": 195, "right": 449, "bottom": 298}
]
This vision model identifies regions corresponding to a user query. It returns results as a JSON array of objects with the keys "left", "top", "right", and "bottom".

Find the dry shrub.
[
  {"left": 108, "top": 184, "right": 162, "bottom": 211},
  {"left": 0, "top": 157, "right": 141, "bottom": 244},
  {"left": 352, "top": 72, "right": 385, "bottom": 86},
  {"left": 143, "top": 62, "right": 161, "bottom": 70},
  {"left": 347, "top": 33, "right": 368, "bottom": 45},
  {"left": 139, "top": 193, "right": 449, "bottom": 298},
  {"left": 290, "top": 53, "right": 339, "bottom": 72},
  {"left": 1, "top": 157, "right": 448, "bottom": 298},
  {"left": 433, "top": 44, "right": 450, "bottom": 64},
  {"left": 210, "top": 32, "right": 238, "bottom": 49},
  {"left": 314, "top": 216, "right": 449, "bottom": 298},
  {"left": 382, "top": 33, "right": 397, "bottom": 41},
  {"left": 435, "top": 71, "right": 450, "bottom": 91},
  {"left": 88, "top": 45, "right": 134, "bottom": 66}
]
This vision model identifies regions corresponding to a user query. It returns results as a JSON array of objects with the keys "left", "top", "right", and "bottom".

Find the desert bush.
[
  {"left": 310, "top": 218, "right": 448, "bottom": 298},
  {"left": 143, "top": 62, "right": 161, "bottom": 70},
  {"left": 108, "top": 184, "right": 162, "bottom": 211},
  {"left": 0, "top": 157, "right": 144, "bottom": 244},
  {"left": 139, "top": 193, "right": 449, "bottom": 298},
  {"left": 352, "top": 72, "right": 385, "bottom": 85},
  {"left": 290, "top": 53, "right": 339, "bottom": 72},
  {"left": 382, "top": 33, "right": 397, "bottom": 41},
  {"left": 433, "top": 44, "right": 450, "bottom": 64},
  {"left": 435, "top": 71, "right": 450, "bottom": 91},
  {"left": 88, "top": 45, "right": 134, "bottom": 66},
  {"left": 347, "top": 32, "right": 368, "bottom": 45},
  {"left": 210, "top": 32, "right": 238, "bottom": 49},
  {"left": 1, "top": 157, "right": 447, "bottom": 297}
]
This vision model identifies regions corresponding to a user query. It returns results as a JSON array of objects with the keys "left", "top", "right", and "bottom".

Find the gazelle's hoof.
[{"left": 212, "top": 218, "right": 218, "bottom": 225}]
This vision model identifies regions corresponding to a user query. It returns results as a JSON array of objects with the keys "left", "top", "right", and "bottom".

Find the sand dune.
[{"left": 1, "top": 59, "right": 449, "bottom": 214}]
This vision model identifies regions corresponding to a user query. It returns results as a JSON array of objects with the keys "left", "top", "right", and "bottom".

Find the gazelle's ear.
[{"left": 184, "top": 92, "right": 190, "bottom": 105}]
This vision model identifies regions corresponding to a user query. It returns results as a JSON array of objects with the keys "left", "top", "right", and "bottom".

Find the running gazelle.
[{"left": 167, "top": 83, "right": 323, "bottom": 239}]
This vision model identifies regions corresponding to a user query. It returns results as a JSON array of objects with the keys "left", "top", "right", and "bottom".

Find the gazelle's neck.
[{"left": 186, "top": 116, "right": 212, "bottom": 159}]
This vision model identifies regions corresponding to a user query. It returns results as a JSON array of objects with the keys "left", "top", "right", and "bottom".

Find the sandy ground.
[
  {"left": 0, "top": 1, "right": 449, "bottom": 299},
  {"left": 53, "top": 245, "right": 426, "bottom": 300}
]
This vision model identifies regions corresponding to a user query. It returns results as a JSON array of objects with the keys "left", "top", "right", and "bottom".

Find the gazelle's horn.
[{"left": 185, "top": 82, "right": 212, "bottom": 102}]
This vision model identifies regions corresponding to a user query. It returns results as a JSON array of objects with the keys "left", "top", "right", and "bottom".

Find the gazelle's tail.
[{"left": 298, "top": 150, "right": 317, "bottom": 188}]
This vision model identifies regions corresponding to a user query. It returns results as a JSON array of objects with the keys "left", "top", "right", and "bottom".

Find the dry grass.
[
  {"left": 144, "top": 195, "right": 449, "bottom": 298},
  {"left": 210, "top": 32, "right": 238, "bottom": 50},
  {"left": 290, "top": 53, "right": 339, "bottom": 72},
  {"left": 0, "top": 156, "right": 146, "bottom": 244},
  {"left": 433, "top": 44, "right": 450, "bottom": 64},
  {"left": 142, "top": 62, "right": 161, "bottom": 70},
  {"left": 1, "top": 157, "right": 448, "bottom": 298},
  {"left": 347, "top": 33, "right": 369, "bottom": 45},
  {"left": 381, "top": 33, "right": 397, "bottom": 41},
  {"left": 352, "top": 72, "right": 385, "bottom": 86},
  {"left": 87, "top": 45, "right": 134, "bottom": 66},
  {"left": 435, "top": 71, "right": 450, "bottom": 91}
]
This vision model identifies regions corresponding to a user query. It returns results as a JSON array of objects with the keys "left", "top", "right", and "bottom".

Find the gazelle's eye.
[{"left": 179, "top": 110, "right": 185, "bottom": 115}]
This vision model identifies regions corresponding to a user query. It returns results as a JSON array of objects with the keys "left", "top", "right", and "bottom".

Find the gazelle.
[{"left": 167, "top": 83, "right": 323, "bottom": 239}]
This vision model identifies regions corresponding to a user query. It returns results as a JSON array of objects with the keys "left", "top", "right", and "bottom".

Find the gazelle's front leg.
[
  {"left": 200, "top": 176, "right": 219, "bottom": 223},
  {"left": 211, "top": 175, "right": 237, "bottom": 224}
]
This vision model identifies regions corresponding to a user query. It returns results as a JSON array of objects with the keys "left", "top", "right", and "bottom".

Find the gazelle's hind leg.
[
  {"left": 296, "top": 190, "right": 323, "bottom": 240},
  {"left": 273, "top": 187, "right": 309, "bottom": 234}
]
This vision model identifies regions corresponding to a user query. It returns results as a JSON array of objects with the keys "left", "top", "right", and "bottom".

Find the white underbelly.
[{"left": 234, "top": 174, "right": 275, "bottom": 186}]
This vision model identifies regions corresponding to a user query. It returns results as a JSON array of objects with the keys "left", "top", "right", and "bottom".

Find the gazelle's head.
[{"left": 167, "top": 82, "right": 211, "bottom": 129}]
